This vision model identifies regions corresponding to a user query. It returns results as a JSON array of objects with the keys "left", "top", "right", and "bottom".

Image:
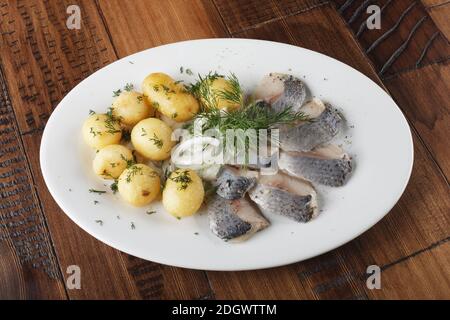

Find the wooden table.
[{"left": 0, "top": 0, "right": 449, "bottom": 300}]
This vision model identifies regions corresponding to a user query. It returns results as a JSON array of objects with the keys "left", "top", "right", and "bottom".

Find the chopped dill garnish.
[
  {"left": 174, "top": 80, "right": 183, "bottom": 85},
  {"left": 171, "top": 112, "right": 178, "bottom": 119},
  {"left": 185, "top": 68, "right": 193, "bottom": 76},
  {"left": 179, "top": 66, "right": 184, "bottom": 74},
  {"left": 161, "top": 84, "right": 175, "bottom": 94},
  {"left": 141, "top": 127, "right": 147, "bottom": 136},
  {"left": 104, "top": 108, "right": 121, "bottom": 134},
  {"left": 149, "top": 133, "right": 163, "bottom": 149},
  {"left": 153, "top": 101, "right": 160, "bottom": 110},
  {"left": 124, "top": 83, "right": 134, "bottom": 91},
  {"left": 131, "top": 222, "right": 136, "bottom": 230},
  {"left": 120, "top": 154, "right": 135, "bottom": 169},
  {"left": 112, "top": 89, "right": 122, "bottom": 97},
  {"left": 137, "top": 95, "right": 143, "bottom": 103},
  {"left": 110, "top": 180, "right": 118, "bottom": 194},
  {"left": 194, "top": 232, "right": 199, "bottom": 235},
  {"left": 90, "top": 127, "right": 101, "bottom": 137},
  {"left": 95, "top": 219, "right": 103, "bottom": 225},
  {"left": 125, "top": 164, "right": 143, "bottom": 183},
  {"left": 146, "top": 210, "right": 156, "bottom": 215},
  {"left": 169, "top": 170, "right": 192, "bottom": 190},
  {"left": 89, "top": 189, "right": 106, "bottom": 194},
  {"left": 153, "top": 85, "right": 159, "bottom": 92},
  {"left": 89, "top": 109, "right": 96, "bottom": 115},
  {"left": 110, "top": 162, "right": 117, "bottom": 168},
  {"left": 93, "top": 200, "right": 99, "bottom": 205}
]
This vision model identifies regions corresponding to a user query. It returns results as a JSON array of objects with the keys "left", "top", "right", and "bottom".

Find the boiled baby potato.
[
  {"left": 118, "top": 164, "right": 161, "bottom": 206},
  {"left": 92, "top": 144, "right": 133, "bottom": 179},
  {"left": 111, "top": 90, "right": 153, "bottom": 126},
  {"left": 131, "top": 118, "right": 175, "bottom": 161},
  {"left": 204, "top": 76, "right": 242, "bottom": 111},
  {"left": 82, "top": 113, "right": 122, "bottom": 149},
  {"left": 162, "top": 169, "right": 204, "bottom": 218},
  {"left": 141, "top": 72, "right": 199, "bottom": 122}
]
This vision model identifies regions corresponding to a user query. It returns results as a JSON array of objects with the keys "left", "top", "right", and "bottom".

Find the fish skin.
[
  {"left": 279, "top": 152, "right": 352, "bottom": 187},
  {"left": 280, "top": 104, "right": 342, "bottom": 152},
  {"left": 255, "top": 73, "right": 306, "bottom": 113},
  {"left": 248, "top": 184, "right": 315, "bottom": 223},
  {"left": 208, "top": 195, "right": 269, "bottom": 241},
  {"left": 208, "top": 196, "right": 252, "bottom": 240},
  {"left": 216, "top": 168, "right": 257, "bottom": 200},
  {"left": 271, "top": 75, "right": 306, "bottom": 113}
]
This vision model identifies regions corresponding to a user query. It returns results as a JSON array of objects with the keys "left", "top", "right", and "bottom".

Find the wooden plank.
[
  {"left": 384, "top": 63, "right": 450, "bottom": 180},
  {"left": 212, "top": 0, "right": 280, "bottom": 34},
  {"left": 206, "top": 2, "right": 450, "bottom": 299},
  {"left": 371, "top": 240, "right": 450, "bottom": 299},
  {"left": 0, "top": 49, "right": 66, "bottom": 299},
  {"left": 98, "top": 0, "right": 227, "bottom": 57},
  {"left": 333, "top": 0, "right": 450, "bottom": 77},
  {"left": 0, "top": 0, "right": 164, "bottom": 299},
  {"left": 428, "top": 3, "right": 450, "bottom": 41},
  {"left": 421, "top": 0, "right": 450, "bottom": 8}
]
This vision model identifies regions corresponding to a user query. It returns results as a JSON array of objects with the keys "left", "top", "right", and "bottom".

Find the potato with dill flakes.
[
  {"left": 111, "top": 91, "right": 153, "bottom": 126},
  {"left": 93, "top": 144, "right": 133, "bottom": 179},
  {"left": 82, "top": 113, "right": 122, "bottom": 149},
  {"left": 141, "top": 72, "right": 199, "bottom": 122},
  {"left": 131, "top": 118, "right": 175, "bottom": 161},
  {"left": 162, "top": 169, "right": 204, "bottom": 218},
  {"left": 203, "top": 75, "right": 242, "bottom": 111},
  {"left": 118, "top": 164, "right": 161, "bottom": 206}
]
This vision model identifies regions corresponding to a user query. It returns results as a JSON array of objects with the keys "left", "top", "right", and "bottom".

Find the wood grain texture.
[
  {"left": 372, "top": 240, "right": 450, "bottom": 299},
  {"left": 98, "top": 0, "right": 227, "bottom": 57},
  {"left": 428, "top": 3, "right": 450, "bottom": 41},
  {"left": 421, "top": 0, "right": 450, "bottom": 8},
  {"left": 384, "top": 62, "right": 450, "bottom": 180},
  {"left": 333, "top": 0, "right": 450, "bottom": 77},
  {"left": 212, "top": 0, "right": 328, "bottom": 34},
  {"left": 0, "top": 50, "right": 66, "bottom": 298}
]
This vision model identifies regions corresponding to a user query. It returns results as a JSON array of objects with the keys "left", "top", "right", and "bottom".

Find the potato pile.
[{"left": 82, "top": 72, "right": 214, "bottom": 218}]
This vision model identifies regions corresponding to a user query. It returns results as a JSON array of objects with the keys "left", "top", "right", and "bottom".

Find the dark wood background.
[{"left": 0, "top": 0, "right": 449, "bottom": 299}]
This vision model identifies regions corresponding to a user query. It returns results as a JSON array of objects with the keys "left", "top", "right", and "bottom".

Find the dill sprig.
[
  {"left": 188, "top": 72, "right": 243, "bottom": 110},
  {"left": 125, "top": 165, "right": 143, "bottom": 183},
  {"left": 169, "top": 170, "right": 192, "bottom": 190},
  {"left": 215, "top": 73, "right": 243, "bottom": 106},
  {"left": 120, "top": 154, "right": 135, "bottom": 168},
  {"left": 187, "top": 101, "right": 309, "bottom": 134}
]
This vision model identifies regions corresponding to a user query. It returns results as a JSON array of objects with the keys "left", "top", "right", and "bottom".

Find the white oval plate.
[{"left": 40, "top": 39, "right": 413, "bottom": 271}]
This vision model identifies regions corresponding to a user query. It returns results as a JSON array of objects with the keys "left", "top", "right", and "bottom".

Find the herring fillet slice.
[
  {"left": 254, "top": 73, "right": 306, "bottom": 113},
  {"left": 208, "top": 195, "right": 270, "bottom": 241},
  {"left": 215, "top": 167, "right": 257, "bottom": 200},
  {"left": 280, "top": 99, "right": 343, "bottom": 152},
  {"left": 248, "top": 173, "right": 318, "bottom": 222},
  {"left": 278, "top": 145, "right": 353, "bottom": 187}
]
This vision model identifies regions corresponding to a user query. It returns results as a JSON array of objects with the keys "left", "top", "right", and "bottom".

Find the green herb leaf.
[{"left": 89, "top": 189, "right": 106, "bottom": 194}]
